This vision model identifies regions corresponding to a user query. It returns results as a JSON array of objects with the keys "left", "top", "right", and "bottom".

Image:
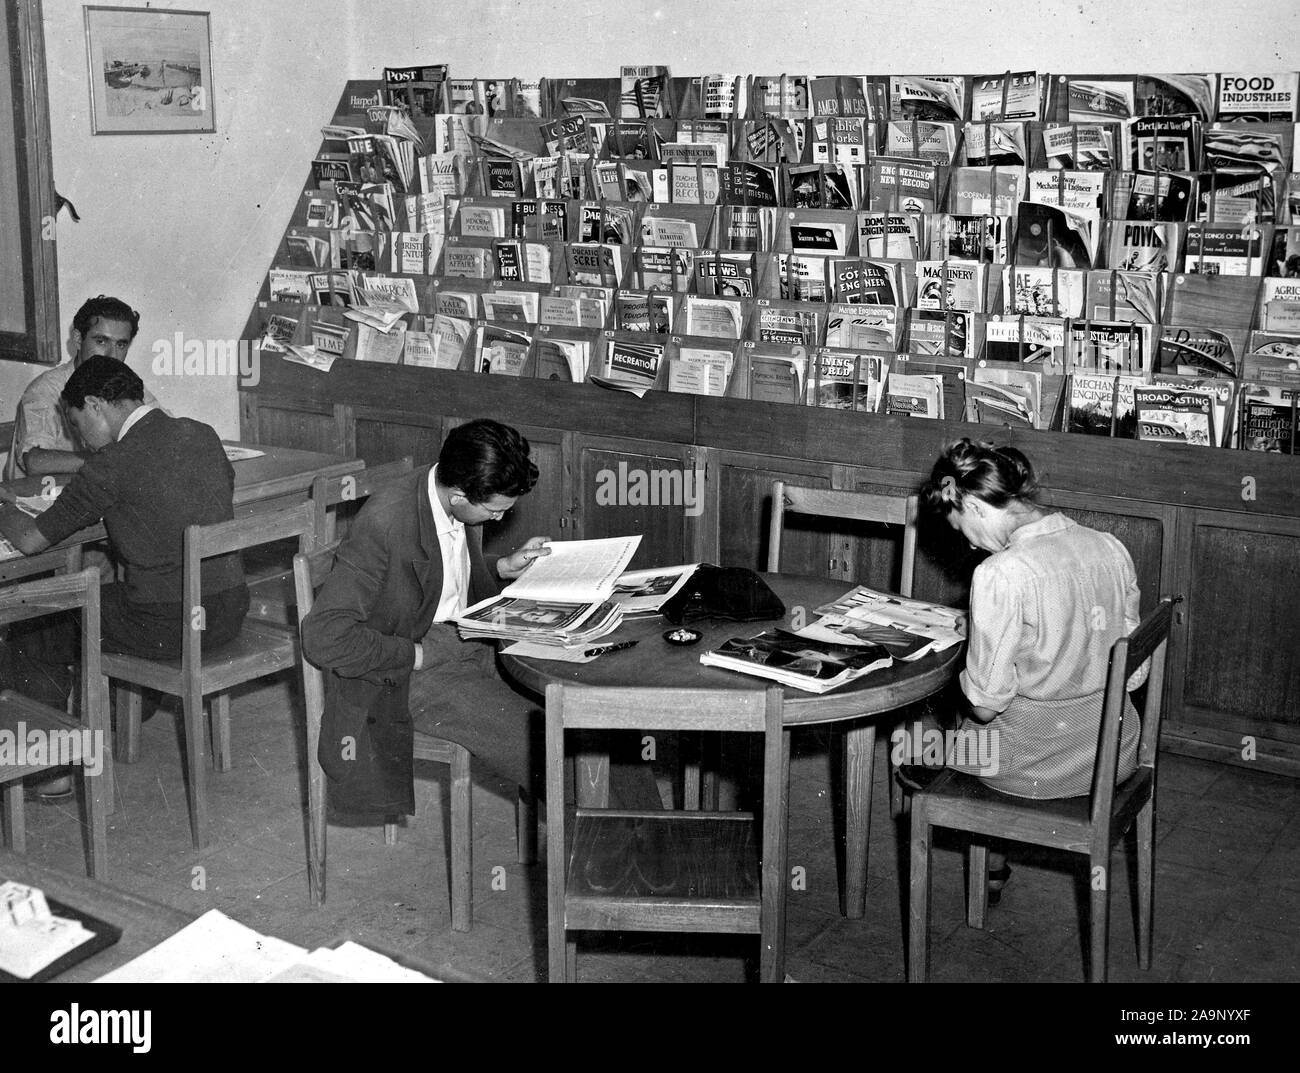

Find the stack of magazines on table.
[
  {"left": 455, "top": 536, "right": 699, "bottom": 660},
  {"left": 699, "top": 585, "right": 966, "bottom": 693}
]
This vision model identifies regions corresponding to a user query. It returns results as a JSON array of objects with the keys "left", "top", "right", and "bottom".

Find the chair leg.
[
  {"left": 2, "top": 783, "right": 24, "bottom": 852},
  {"left": 1089, "top": 851, "right": 1111, "bottom": 983},
  {"left": 449, "top": 746, "right": 473, "bottom": 933},
  {"left": 210, "top": 693, "right": 232, "bottom": 773},
  {"left": 112, "top": 680, "right": 143, "bottom": 763},
  {"left": 181, "top": 679, "right": 210, "bottom": 849},
  {"left": 907, "top": 805, "right": 931, "bottom": 983},
  {"left": 842, "top": 721, "right": 876, "bottom": 919},
  {"left": 383, "top": 822, "right": 397, "bottom": 846},
  {"left": 1136, "top": 802, "right": 1155, "bottom": 971},
  {"left": 306, "top": 767, "right": 327, "bottom": 908},
  {"left": 967, "top": 842, "right": 989, "bottom": 930},
  {"left": 81, "top": 758, "right": 108, "bottom": 880},
  {"left": 516, "top": 788, "right": 537, "bottom": 865}
]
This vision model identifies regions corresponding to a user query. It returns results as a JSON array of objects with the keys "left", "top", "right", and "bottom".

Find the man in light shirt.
[
  {"left": 0, "top": 356, "right": 245, "bottom": 798},
  {"left": 6, "top": 295, "right": 164, "bottom": 480},
  {"left": 302, "top": 419, "right": 551, "bottom": 816}
]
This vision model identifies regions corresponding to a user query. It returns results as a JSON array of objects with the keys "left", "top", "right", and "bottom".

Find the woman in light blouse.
[{"left": 919, "top": 439, "right": 1146, "bottom": 900}]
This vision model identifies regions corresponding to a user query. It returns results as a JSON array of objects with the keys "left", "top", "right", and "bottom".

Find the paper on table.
[
  {"left": 94, "top": 909, "right": 306, "bottom": 983},
  {"left": 0, "top": 882, "right": 95, "bottom": 980},
  {"left": 502, "top": 535, "right": 642, "bottom": 604},
  {"left": 223, "top": 444, "right": 266, "bottom": 462},
  {"left": 500, "top": 640, "right": 600, "bottom": 663}
]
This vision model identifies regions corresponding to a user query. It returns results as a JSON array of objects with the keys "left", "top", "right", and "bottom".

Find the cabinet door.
[
  {"left": 709, "top": 450, "right": 835, "bottom": 576},
  {"left": 573, "top": 435, "right": 694, "bottom": 570},
  {"left": 354, "top": 408, "right": 442, "bottom": 467},
  {"left": 1172, "top": 507, "right": 1300, "bottom": 769},
  {"left": 242, "top": 396, "right": 339, "bottom": 454}
]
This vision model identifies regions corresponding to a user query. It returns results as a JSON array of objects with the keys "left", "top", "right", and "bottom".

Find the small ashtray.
[{"left": 663, "top": 627, "right": 703, "bottom": 646}]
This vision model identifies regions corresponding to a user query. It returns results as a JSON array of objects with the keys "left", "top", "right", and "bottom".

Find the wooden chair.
[
  {"left": 309, "top": 456, "right": 416, "bottom": 549},
  {"left": 0, "top": 568, "right": 108, "bottom": 877},
  {"left": 294, "top": 544, "right": 536, "bottom": 933},
  {"left": 546, "top": 683, "right": 789, "bottom": 983},
  {"left": 104, "top": 501, "right": 316, "bottom": 849},
  {"left": 767, "top": 480, "right": 921, "bottom": 909},
  {"left": 244, "top": 457, "right": 416, "bottom": 624},
  {"left": 907, "top": 596, "right": 1180, "bottom": 984}
]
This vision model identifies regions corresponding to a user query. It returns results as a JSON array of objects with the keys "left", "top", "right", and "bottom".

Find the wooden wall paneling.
[
  {"left": 239, "top": 392, "right": 261, "bottom": 443},
  {"left": 354, "top": 407, "right": 443, "bottom": 466},
  {"left": 1167, "top": 507, "right": 1300, "bottom": 772},
  {"left": 686, "top": 446, "right": 718, "bottom": 565},
  {"left": 694, "top": 396, "right": 1300, "bottom": 518},
  {"left": 247, "top": 397, "right": 338, "bottom": 454},
  {"left": 574, "top": 434, "right": 694, "bottom": 570},
  {"left": 712, "top": 450, "right": 835, "bottom": 576},
  {"left": 333, "top": 403, "right": 356, "bottom": 458}
]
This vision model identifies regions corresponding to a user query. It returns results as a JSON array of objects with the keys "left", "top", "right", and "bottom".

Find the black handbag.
[{"left": 659, "top": 565, "right": 785, "bottom": 624}]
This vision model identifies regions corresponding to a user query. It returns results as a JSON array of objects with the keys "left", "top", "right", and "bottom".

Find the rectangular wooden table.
[{"left": 0, "top": 441, "right": 363, "bottom": 583}]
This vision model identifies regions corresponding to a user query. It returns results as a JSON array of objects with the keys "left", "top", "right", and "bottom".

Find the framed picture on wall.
[{"left": 84, "top": 6, "right": 215, "bottom": 135}]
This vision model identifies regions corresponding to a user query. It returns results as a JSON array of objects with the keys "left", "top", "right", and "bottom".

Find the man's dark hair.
[
  {"left": 62, "top": 355, "right": 146, "bottom": 411},
  {"left": 438, "top": 419, "right": 538, "bottom": 503},
  {"left": 72, "top": 295, "right": 140, "bottom": 340}
]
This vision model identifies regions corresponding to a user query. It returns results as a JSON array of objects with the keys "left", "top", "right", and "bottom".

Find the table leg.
[{"left": 842, "top": 720, "right": 876, "bottom": 919}]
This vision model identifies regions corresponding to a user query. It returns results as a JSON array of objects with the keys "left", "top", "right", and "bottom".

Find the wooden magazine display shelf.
[{"left": 240, "top": 78, "right": 1300, "bottom": 775}]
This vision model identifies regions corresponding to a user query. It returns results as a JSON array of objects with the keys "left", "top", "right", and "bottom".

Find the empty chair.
[
  {"left": 767, "top": 479, "right": 921, "bottom": 915},
  {"left": 908, "top": 596, "right": 1179, "bottom": 983},
  {"left": 546, "top": 683, "right": 789, "bottom": 983},
  {"left": 0, "top": 568, "right": 108, "bottom": 877},
  {"left": 105, "top": 501, "right": 316, "bottom": 848}
]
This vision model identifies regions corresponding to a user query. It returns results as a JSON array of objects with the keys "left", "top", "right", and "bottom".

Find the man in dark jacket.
[{"left": 301, "top": 419, "right": 550, "bottom": 815}]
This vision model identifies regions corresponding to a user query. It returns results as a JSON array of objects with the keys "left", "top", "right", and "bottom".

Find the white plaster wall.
[{"left": 7, "top": 0, "right": 1300, "bottom": 438}]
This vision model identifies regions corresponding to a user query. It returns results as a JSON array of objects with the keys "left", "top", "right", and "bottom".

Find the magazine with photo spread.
[{"left": 699, "top": 631, "right": 894, "bottom": 694}]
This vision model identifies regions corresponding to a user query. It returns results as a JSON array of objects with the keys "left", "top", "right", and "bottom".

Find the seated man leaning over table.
[
  {"left": 6, "top": 294, "right": 165, "bottom": 480},
  {"left": 0, "top": 356, "right": 248, "bottom": 721},
  {"left": 300, "top": 418, "right": 553, "bottom": 817}
]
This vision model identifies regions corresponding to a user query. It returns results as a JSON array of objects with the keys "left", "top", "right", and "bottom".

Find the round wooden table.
[{"left": 500, "top": 572, "right": 964, "bottom": 918}]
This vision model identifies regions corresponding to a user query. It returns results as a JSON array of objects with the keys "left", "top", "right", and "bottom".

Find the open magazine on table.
[
  {"left": 456, "top": 535, "right": 641, "bottom": 646},
  {"left": 699, "top": 630, "right": 894, "bottom": 694}
]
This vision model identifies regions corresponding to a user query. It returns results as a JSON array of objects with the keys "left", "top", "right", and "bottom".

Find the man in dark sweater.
[{"left": 0, "top": 357, "right": 247, "bottom": 724}]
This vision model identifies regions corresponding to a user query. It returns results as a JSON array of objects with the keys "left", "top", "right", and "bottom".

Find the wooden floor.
[{"left": 10, "top": 671, "right": 1300, "bottom": 983}]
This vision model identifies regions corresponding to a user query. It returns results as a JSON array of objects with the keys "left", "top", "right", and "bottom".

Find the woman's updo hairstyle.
[{"left": 921, "top": 439, "right": 1039, "bottom": 515}]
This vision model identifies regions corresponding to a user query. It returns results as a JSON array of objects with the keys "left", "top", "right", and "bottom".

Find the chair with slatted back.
[
  {"left": 908, "top": 596, "right": 1179, "bottom": 984},
  {"left": 243, "top": 459, "right": 418, "bottom": 626},
  {"left": 0, "top": 568, "right": 108, "bottom": 877},
  {"left": 309, "top": 457, "right": 416, "bottom": 549},
  {"left": 293, "top": 543, "right": 536, "bottom": 932},
  {"left": 547, "top": 683, "right": 789, "bottom": 983},
  {"left": 105, "top": 501, "right": 316, "bottom": 849},
  {"left": 767, "top": 480, "right": 920, "bottom": 911}
]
